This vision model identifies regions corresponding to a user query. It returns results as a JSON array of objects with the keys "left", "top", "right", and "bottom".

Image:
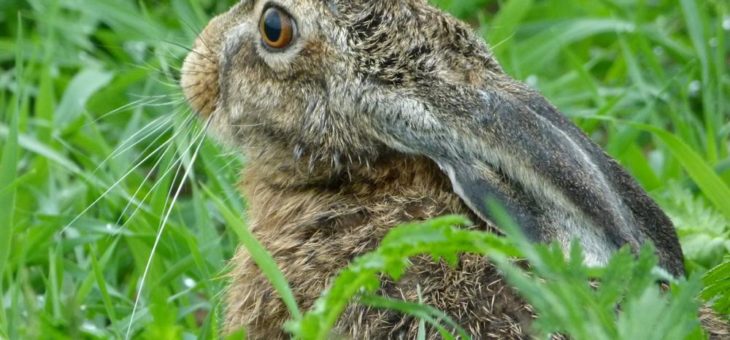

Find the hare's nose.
[{"left": 181, "top": 18, "right": 225, "bottom": 117}]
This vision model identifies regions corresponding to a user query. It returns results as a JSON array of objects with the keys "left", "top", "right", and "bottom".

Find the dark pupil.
[{"left": 264, "top": 10, "right": 282, "bottom": 42}]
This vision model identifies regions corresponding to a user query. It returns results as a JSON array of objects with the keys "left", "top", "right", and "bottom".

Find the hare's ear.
[
  {"left": 369, "top": 84, "right": 685, "bottom": 277},
  {"left": 436, "top": 160, "right": 544, "bottom": 241}
]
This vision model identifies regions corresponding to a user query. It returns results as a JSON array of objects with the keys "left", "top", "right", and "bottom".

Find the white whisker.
[
  {"left": 218, "top": 155, "right": 242, "bottom": 172},
  {"left": 88, "top": 96, "right": 163, "bottom": 127},
  {"left": 113, "top": 114, "right": 202, "bottom": 230},
  {"left": 93, "top": 114, "right": 174, "bottom": 173},
  {"left": 124, "top": 115, "right": 212, "bottom": 340},
  {"left": 229, "top": 123, "right": 265, "bottom": 128},
  {"left": 59, "top": 113, "right": 196, "bottom": 236}
]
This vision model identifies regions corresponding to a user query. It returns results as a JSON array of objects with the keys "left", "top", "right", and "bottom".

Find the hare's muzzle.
[{"left": 181, "top": 18, "right": 226, "bottom": 118}]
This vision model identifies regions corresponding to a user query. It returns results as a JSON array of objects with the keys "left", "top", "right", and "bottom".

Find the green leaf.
[
  {"left": 702, "top": 258, "right": 730, "bottom": 314},
  {"left": 516, "top": 18, "right": 635, "bottom": 72},
  {"left": 54, "top": 69, "right": 114, "bottom": 127},
  {"left": 487, "top": 0, "right": 533, "bottom": 54},
  {"left": 0, "top": 125, "right": 82, "bottom": 174},
  {"left": 0, "top": 17, "right": 22, "bottom": 332},
  {"left": 640, "top": 125, "right": 730, "bottom": 220},
  {"left": 286, "top": 216, "right": 518, "bottom": 339},
  {"left": 0, "top": 101, "right": 18, "bottom": 287}
]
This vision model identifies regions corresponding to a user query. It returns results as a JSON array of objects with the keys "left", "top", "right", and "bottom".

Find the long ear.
[{"left": 366, "top": 82, "right": 685, "bottom": 277}]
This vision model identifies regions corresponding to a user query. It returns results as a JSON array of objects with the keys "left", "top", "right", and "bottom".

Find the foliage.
[
  {"left": 0, "top": 0, "right": 728, "bottom": 338},
  {"left": 702, "top": 256, "right": 730, "bottom": 316},
  {"left": 286, "top": 215, "right": 514, "bottom": 339},
  {"left": 282, "top": 212, "right": 705, "bottom": 339},
  {"left": 487, "top": 205, "right": 704, "bottom": 340}
]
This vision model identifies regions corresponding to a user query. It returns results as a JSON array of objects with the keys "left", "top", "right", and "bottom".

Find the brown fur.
[
  {"left": 226, "top": 153, "right": 533, "bottom": 338},
  {"left": 180, "top": 0, "right": 729, "bottom": 338}
]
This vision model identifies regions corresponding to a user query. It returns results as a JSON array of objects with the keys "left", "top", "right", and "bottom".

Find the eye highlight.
[{"left": 259, "top": 6, "right": 296, "bottom": 50}]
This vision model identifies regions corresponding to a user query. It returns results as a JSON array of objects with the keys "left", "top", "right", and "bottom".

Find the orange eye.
[{"left": 259, "top": 7, "right": 296, "bottom": 50}]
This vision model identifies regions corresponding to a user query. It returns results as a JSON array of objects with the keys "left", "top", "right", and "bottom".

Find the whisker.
[
  {"left": 178, "top": 69, "right": 218, "bottom": 76},
  {"left": 163, "top": 39, "right": 217, "bottom": 64},
  {"left": 179, "top": 19, "right": 205, "bottom": 41},
  {"left": 172, "top": 59, "right": 213, "bottom": 70},
  {"left": 84, "top": 96, "right": 163, "bottom": 129},
  {"left": 125, "top": 114, "right": 213, "bottom": 340},
  {"left": 125, "top": 93, "right": 184, "bottom": 104},
  {"left": 134, "top": 88, "right": 202, "bottom": 109},
  {"left": 128, "top": 61, "right": 173, "bottom": 76},
  {"left": 58, "top": 111, "right": 196, "bottom": 236},
  {"left": 179, "top": 21, "right": 219, "bottom": 66},
  {"left": 112, "top": 142, "right": 180, "bottom": 232},
  {"left": 127, "top": 62, "right": 198, "bottom": 92},
  {"left": 93, "top": 114, "right": 174, "bottom": 173},
  {"left": 126, "top": 96, "right": 187, "bottom": 107},
  {"left": 99, "top": 102, "right": 196, "bottom": 176},
  {"left": 113, "top": 112, "right": 202, "bottom": 230},
  {"left": 159, "top": 80, "right": 188, "bottom": 90},
  {"left": 218, "top": 155, "right": 242, "bottom": 173},
  {"left": 230, "top": 123, "right": 265, "bottom": 128}
]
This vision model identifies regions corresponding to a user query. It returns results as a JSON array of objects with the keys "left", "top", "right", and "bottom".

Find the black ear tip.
[
  {"left": 658, "top": 243, "right": 686, "bottom": 278},
  {"left": 609, "top": 168, "right": 686, "bottom": 277}
]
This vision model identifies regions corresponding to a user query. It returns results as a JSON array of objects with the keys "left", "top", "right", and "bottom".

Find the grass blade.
[
  {"left": 202, "top": 184, "right": 302, "bottom": 321},
  {"left": 0, "top": 14, "right": 22, "bottom": 334},
  {"left": 637, "top": 124, "right": 730, "bottom": 220},
  {"left": 487, "top": 0, "right": 533, "bottom": 55}
]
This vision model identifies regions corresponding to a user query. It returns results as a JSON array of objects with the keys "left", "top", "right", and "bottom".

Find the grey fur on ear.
[{"left": 364, "top": 82, "right": 685, "bottom": 277}]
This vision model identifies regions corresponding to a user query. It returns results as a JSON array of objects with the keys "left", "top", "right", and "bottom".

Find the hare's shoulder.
[
  {"left": 239, "top": 153, "right": 467, "bottom": 255},
  {"left": 225, "top": 154, "right": 529, "bottom": 338}
]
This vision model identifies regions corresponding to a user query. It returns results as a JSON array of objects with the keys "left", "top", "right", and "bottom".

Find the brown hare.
[{"left": 180, "top": 0, "right": 724, "bottom": 338}]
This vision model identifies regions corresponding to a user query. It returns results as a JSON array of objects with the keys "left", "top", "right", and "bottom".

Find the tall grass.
[{"left": 0, "top": 0, "right": 728, "bottom": 338}]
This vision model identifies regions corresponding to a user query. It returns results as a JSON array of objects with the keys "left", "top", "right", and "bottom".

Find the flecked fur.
[{"left": 180, "top": 0, "right": 728, "bottom": 338}]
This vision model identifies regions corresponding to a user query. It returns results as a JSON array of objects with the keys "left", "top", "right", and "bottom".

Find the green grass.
[{"left": 1, "top": 0, "right": 728, "bottom": 338}]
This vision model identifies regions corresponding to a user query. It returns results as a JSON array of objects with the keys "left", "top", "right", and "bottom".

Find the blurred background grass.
[{"left": 0, "top": 0, "right": 728, "bottom": 338}]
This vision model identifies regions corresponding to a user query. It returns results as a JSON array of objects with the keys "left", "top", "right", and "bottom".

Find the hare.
[{"left": 181, "top": 0, "right": 723, "bottom": 338}]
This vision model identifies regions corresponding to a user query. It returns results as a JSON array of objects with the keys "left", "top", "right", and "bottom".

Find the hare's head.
[
  {"left": 182, "top": 0, "right": 505, "bottom": 166},
  {"left": 182, "top": 0, "right": 685, "bottom": 276}
]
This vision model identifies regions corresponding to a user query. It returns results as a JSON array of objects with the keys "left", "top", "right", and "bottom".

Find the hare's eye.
[{"left": 259, "top": 7, "right": 296, "bottom": 50}]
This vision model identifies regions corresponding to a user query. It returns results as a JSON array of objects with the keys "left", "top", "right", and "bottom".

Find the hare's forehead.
[
  {"left": 239, "top": 0, "right": 343, "bottom": 31},
  {"left": 234, "top": 0, "right": 429, "bottom": 30},
  {"left": 243, "top": 0, "right": 330, "bottom": 15},
  {"left": 240, "top": 0, "right": 420, "bottom": 23}
]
